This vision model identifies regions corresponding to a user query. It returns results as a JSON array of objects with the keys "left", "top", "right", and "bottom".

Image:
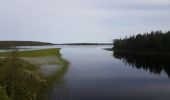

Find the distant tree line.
[
  {"left": 59, "top": 43, "right": 112, "bottom": 45},
  {"left": 113, "top": 31, "right": 170, "bottom": 53},
  {"left": 0, "top": 41, "right": 54, "bottom": 49}
]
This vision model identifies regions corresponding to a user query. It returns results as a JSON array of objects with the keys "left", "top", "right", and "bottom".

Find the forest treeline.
[
  {"left": 0, "top": 41, "right": 54, "bottom": 49},
  {"left": 113, "top": 31, "right": 170, "bottom": 53}
]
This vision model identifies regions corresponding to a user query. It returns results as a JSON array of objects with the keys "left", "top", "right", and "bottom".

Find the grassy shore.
[
  {"left": 0, "top": 48, "right": 61, "bottom": 57},
  {"left": 0, "top": 48, "right": 69, "bottom": 100}
]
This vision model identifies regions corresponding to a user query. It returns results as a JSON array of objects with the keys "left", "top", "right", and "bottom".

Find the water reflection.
[
  {"left": 47, "top": 61, "right": 70, "bottom": 100},
  {"left": 45, "top": 51, "right": 70, "bottom": 100},
  {"left": 42, "top": 46, "right": 170, "bottom": 100},
  {"left": 113, "top": 52, "right": 170, "bottom": 77}
]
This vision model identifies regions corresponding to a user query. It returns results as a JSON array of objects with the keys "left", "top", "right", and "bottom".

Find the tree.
[{"left": 113, "top": 30, "right": 170, "bottom": 53}]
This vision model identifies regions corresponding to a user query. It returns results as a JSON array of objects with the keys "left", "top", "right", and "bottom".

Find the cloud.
[{"left": 0, "top": 0, "right": 170, "bottom": 43}]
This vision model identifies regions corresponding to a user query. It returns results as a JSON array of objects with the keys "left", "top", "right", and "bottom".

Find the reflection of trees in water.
[{"left": 113, "top": 52, "right": 170, "bottom": 77}]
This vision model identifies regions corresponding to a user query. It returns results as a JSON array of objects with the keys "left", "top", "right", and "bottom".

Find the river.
[{"left": 37, "top": 45, "right": 170, "bottom": 100}]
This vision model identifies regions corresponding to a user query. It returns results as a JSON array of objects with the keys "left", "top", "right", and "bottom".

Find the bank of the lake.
[
  {"left": 0, "top": 48, "right": 61, "bottom": 57},
  {"left": 0, "top": 48, "right": 69, "bottom": 100},
  {"left": 113, "top": 50, "right": 170, "bottom": 57}
]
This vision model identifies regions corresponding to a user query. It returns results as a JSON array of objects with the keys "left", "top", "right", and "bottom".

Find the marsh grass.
[
  {"left": 0, "top": 48, "right": 69, "bottom": 100},
  {"left": 0, "top": 57, "right": 46, "bottom": 100},
  {"left": 0, "top": 48, "right": 61, "bottom": 57}
]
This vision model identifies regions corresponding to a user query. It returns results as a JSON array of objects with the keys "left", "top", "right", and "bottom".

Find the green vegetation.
[
  {"left": 0, "top": 56, "right": 45, "bottom": 100},
  {"left": 113, "top": 30, "right": 170, "bottom": 54},
  {"left": 0, "top": 87, "right": 10, "bottom": 100},
  {"left": 0, "top": 48, "right": 61, "bottom": 57},
  {"left": 0, "top": 48, "right": 69, "bottom": 100},
  {"left": 0, "top": 41, "right": 54, "bottom": 49}
]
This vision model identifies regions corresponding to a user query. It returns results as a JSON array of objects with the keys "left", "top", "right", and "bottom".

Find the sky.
[{"left": 0, "top": 0, "right": 170, "bottom": 43}]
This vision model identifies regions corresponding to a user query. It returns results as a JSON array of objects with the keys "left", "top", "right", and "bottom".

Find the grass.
[
  {"left": 0, "top": 57, "right": 46, "bottom": 100},
  {"left": 0, "top": 48, "right": 61, "bottom": 57},
  {"left": 0, "top": 48, "right": 69, "bottom": 100}
]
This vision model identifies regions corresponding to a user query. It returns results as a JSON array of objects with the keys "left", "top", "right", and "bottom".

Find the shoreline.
[{"left": 113, "top": 50, "right": 170, "bottom": 57}]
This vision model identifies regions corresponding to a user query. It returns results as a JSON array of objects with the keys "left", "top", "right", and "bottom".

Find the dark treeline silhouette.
[
  {"left": 113, "top": 31, "right": 170, "bottom": 53},
  {"left": 113, "top": 52, "right": 170, "bottom": 78},
  {"left": 0, "top": 41, "right": 54, "bottom": 49}
]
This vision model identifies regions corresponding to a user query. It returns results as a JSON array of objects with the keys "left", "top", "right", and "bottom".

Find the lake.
[{"left": 42, "top": 45, "right": 170, "bottom": 100}]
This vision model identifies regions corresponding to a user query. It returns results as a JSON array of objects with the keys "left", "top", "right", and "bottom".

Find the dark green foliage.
[
  {"left": 0, "top": 41, "right": 54, "bottom": 49},
  {"left": 0, "top": 52, "right": 46, "bottom": 100},
  {"left": 0, "top": 47, "right": 69, "bottom": 100},
  {"left": 113, "top": 31, "right": 170, "bottom": 53},
  {"left": 0, "top": 87, "right": 10, "bottom": 100}
]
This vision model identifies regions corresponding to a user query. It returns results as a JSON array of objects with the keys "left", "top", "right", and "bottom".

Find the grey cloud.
[{"left": 0, "top": 0, "right": 170, "bottom": 43}]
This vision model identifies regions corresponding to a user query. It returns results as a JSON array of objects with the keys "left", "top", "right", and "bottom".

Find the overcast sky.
[{"left": 0, "top": 0, "right": 170, "bottom": 43}]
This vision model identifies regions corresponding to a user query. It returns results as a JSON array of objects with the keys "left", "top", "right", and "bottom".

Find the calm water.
[{"left": 45, "top": 45, "right": 170, "bottom": 100}]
